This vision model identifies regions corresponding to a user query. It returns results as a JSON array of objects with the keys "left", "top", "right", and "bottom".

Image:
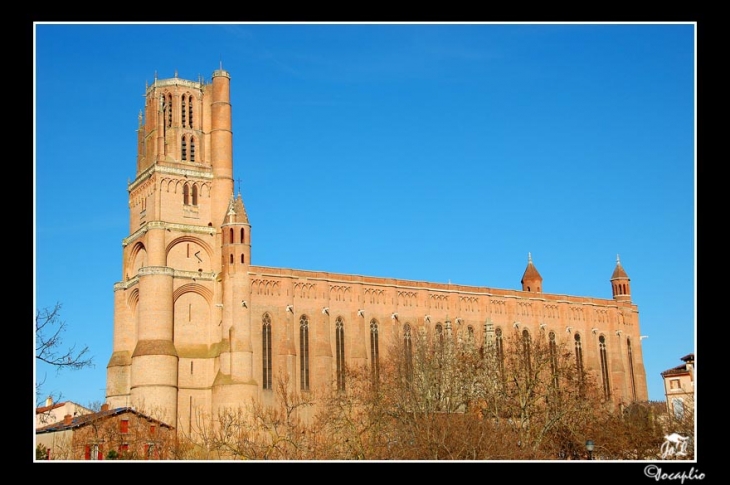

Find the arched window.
[
  {"left": 241, "top": 254, "right": 245, "bottom": 264},
  {"left": 495, "top": 327, "right": 504, "bottom": 377},
  {"left": 549, "top": 331, "right": 559, "bottom": 389},
  {"left": 230, "top": 228, "right": 234, "bottom": 243},
  {"left": 627, "top": 337, "right": 637, "bottom": 401},
  {"left": 191, "top": 185, "right": 198, "bottom": 206},
  {"left": 181, "top": 136, "right": 187, "bottom": 161},
  {"left": 188, "top": 95, "right": 194, "bottom": 128},
  {"left": 522, "top": 329, "right": 532, "bottom": 374},
  {"left": 240, "top": 228, "right": 245, "bottom": 243},
  {"left": 574, "top": 333, "right": 584, "bottom": 389},
  {"left": 181, "top": 95, "right": 187, "bottom": 128},
  {"left": 262, "top": 314, "right": 272, "bottom": 390},
  {"left": 183, "top": 184, "right": 189, "bottom": 205},
  {"left": 403, "top": 323, "right": 413, "bottom": 382},
  {"left": 435, "top": 323, "right": 444, "bottom": 345},
  {"left": 229, "top": 254, "right": 233, "bottom": 264},
  {"left": 300, "top": 315, "right": 310, "bottom": 391},
  {"left": 190, "top": 136, "right": 196, "bottom": 162},
  {"left": 336, "top": 317, "right": 345, "bottom": 391},
  {"left": 599, "top": 334, "right": 611, "bottom": 399},
  {"left": 370, "top": 319, "right": 379, "bottom": 382},
  {"left": 166, "top": 94, "right": 172, "bottom": 128}
]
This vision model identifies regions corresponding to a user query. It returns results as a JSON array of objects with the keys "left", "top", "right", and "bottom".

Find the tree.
[
  {"left": 35, "top": 302, "right": 94, "bottom": 402},
  {"left": 300, "top": 324, "right": 609, "bottom": 460},
  {"left": 135, "top": 323, "right": 681, "bottom": 461}
]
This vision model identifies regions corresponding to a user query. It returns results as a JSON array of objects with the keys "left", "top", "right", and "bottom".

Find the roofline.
[{"left": 35, "top": 406, "right": 174, "bottom": 434}]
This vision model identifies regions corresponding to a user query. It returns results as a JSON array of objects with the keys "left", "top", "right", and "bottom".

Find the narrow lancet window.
[
  {"left": 336, "top": 317, "right": 345, "bottom": 391},
  {"left": 300, "top": 315, "right": 310, "bottom": 391},
  {"left": 370, "top": 319, "right": 379, "bottom": 382},
  {"left": 262, "top": 314, "right": 272, "bottom": 390}
]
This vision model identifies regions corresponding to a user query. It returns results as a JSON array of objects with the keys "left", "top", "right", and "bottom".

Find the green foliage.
[{"left": 36, "top": 444, "right": 49, "bottom": 460}]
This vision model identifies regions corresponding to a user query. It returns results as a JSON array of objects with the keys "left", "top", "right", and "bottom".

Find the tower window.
[
  {"left": 241, "top": 254, "right": 245, "bottom": 264},
  {"left": 190, "top": 136, "right": 195, "bottom": 162},
  {"left": 300, "top": 315, "right": 310, "bottom": 391},
  {"left": 166, "top": 94, "right": 172, "bottom": 128},
  {"left": 183, "top": 184, "right": 189, "bottom": 205},
  {"left": 188, "top": 96, "right": 194, "bottom": 128},
  {"left": 181, "top": 95, "right": 187, "bottom": 127},
  {"left": 336, "top": 317, "right": 345, "bottom": 391},
  {"left": 240, "top": 228, "right": 245, "bottom": 242},
  {"left": 181, "top": 136, "right": 187, "bottom": 161},
  {"left": 229, "top": 254, "right": 233, "bottom": 264},
  {"left": 263, "top": 314, "right": 272, "bottom": 390},
  {"left": 192, "top": 185, "right": 198, "bottom": 206}
]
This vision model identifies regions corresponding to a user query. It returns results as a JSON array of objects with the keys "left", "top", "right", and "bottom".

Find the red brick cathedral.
[{"left": 106, "top": 68, "right": 648, "bottom": 434}]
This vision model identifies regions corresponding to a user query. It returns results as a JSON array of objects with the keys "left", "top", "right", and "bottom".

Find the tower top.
[
  {"left": 611, "top": 254, "right": 630, "bottom": 280},
  {"left": 521, "top": 252, "right": 543, "bottom": 293},
  {"left": 610, "top": 254, "right": 631, "bottom": 301},
  {"left": 212, "top": 67, "right": 230, "bottom": 79}
]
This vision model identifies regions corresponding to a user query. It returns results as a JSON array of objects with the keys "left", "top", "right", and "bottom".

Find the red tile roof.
[{"left": 35, "top": 407, "right": 174, "bottom": 434}]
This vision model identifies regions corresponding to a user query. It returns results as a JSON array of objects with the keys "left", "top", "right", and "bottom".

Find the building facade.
[
  {"left": 661, "top": 353, "right": 694, "bottom": 419},
  {"left": 36, "top": 404, "right": 174, "bottom": 460},
  {"left": 105, "top": 68, "right": 649, "bottom": 435},
  {"left": 36, "top": 398, "right": 93, "bottom": 429}
]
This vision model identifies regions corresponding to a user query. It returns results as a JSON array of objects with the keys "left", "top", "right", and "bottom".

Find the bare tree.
[{"left": 35, "top": 302, "right": 94, "bottom": 402}]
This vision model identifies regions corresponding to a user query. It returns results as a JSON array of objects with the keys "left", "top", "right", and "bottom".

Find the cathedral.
[{"left": 105, "top": 67, "right": 649, "bottom": 434}]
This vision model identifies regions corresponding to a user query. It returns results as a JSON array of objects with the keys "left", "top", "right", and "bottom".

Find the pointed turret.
[
  {"left": 222, "top": 192, "right": 252, "bottom": 273},
  {"left": 231, "top": 192, "right": 249, "bottom": 224},
  {"left": 611, "top": 254, "right": 631, "bottom": 301},
  {"left": 521, "top": 252, "right": 543, "bottom": 293}
]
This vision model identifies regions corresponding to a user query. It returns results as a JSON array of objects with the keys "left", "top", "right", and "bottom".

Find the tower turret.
[
  {"left": 521, "top": 252, "right": 543, "bottom": 293},
  {"left": 611, "top": 254, "right": 632, "bottom": 301},
  {"left": 210, "top": 68, "right": 234, "bottom": 227}
]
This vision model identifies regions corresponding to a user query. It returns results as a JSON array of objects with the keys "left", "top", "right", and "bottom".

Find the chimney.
[
  {"left": 45, "top": 396, "right": 53, "bottom": 407},
  {"left": 101, "top": 403, "right": 110, "bottom": 412},
  {"left": 64, "top": 414, "right": 73, "bottom": 425}
]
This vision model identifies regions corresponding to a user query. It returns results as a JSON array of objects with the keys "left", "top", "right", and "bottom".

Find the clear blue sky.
[{"left": 34, "top": 22, "right": 695, "bottom": 408}]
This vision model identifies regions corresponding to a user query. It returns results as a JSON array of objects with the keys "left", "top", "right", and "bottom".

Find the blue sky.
[{"left": 34, "top": 22, "right": 695, "bottom": 408}]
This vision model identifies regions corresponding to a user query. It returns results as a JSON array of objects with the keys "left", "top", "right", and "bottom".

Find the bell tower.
[{"left": 106, "top": 67, "right": 240, "bottom": 429}]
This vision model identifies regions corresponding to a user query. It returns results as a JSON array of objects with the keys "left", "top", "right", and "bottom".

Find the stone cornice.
[
  {"left": 129, "top": 164, "right": 213, "bottom": 192},
  {"left": 114, "top": 277, "right": 138, "bottom": 291},
  {"left": 149, "top": 77, "right": 206, "bottom": 92},
  {"left": 123, "top": 222, "right": 217, "bottom": 247},
  {"left": 138, "top": 266, "right": 175, "bottom": 277},
  {"left": 114, "top": 268, "right": 215, "bottom": 288},
  {"left": 176, "top": 270, "right": 217, "bottom": 281}
]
